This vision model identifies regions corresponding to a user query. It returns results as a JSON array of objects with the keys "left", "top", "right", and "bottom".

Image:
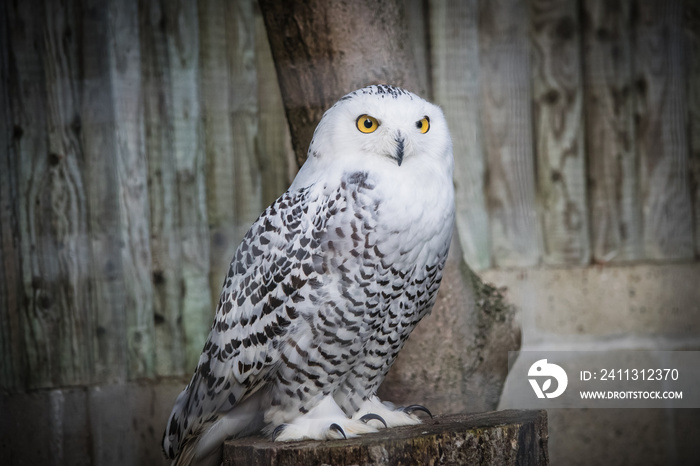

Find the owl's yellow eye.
[
  {"left": 416, "top": 116, "right": 430, "bottom": 134},
  {"left": 356, "top": 115, "right": 380, "bottom": 133}
]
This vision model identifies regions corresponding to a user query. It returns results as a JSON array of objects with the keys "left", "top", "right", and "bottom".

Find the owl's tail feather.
[
  {"left": 172, "top": 437, "right": 220, "bottom": 466},
  {"left": 172, "top": 393, "right": 265, "bottom": 466}
]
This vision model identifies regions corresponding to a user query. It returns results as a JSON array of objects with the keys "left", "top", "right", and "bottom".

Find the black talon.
[
  {"left": 402, "top": 404, "right": 433, "bottom": 419},
  {"left": 271, "top": 424, "right": 287, "bottom": 441},
  {"left": 359, "top": 413, "right": 388, "bottom": 428},
  {"left": 329, "top": 423, "right": 347, "bottom": 439}
]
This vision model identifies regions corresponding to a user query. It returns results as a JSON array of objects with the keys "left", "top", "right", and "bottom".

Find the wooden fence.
[
  {"left": 1, "top": 0, "right": 699, "bottom": 394},
  {"left": 437, "top": 0, "right": 699, "bottom": 269},
  {"left": 1, "top": 0, "right": 295, "bottom": 392}
]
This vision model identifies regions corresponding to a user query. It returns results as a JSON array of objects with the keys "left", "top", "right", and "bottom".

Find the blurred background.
[{"left": 1, "top": 0, "right": 698, "bottom": 465}]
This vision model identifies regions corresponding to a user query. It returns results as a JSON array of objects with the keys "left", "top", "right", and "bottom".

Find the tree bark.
[
  {"left": 258, "top": 0, "right": 424, "bottom": 166},
  {"left": 224, "top": 410, "right": 548, "bottom": 466},
  {"left": 259, "top": 0, "right": 520, "bottom": 415}
]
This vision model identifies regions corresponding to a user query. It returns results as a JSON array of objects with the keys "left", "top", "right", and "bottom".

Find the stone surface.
[
  {"left": 481, "top": 263, "right": 700, "bottom": 344},
  {"left": 546, "top": 408, "right": 681, "bottom": 466},
  {"left": 499, "top": 342, "right": 700, "bottom": 465},
  {"left": 675, "top": 408, "right": 700, "bottom": 465},
  {"left": 492, "top": 262, "right": 700, "bottom": 465},
  {"left": 224, "top": 410, "right": 548, "bottom": 466}
]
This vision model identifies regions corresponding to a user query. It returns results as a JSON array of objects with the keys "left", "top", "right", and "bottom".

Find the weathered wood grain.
[
  {"left": 582, "top": 0, "right": 641, "bottom": 263},
  {"left": 164, "top": 0, "right": 212, "bottom": 371},
  {"left": 633, "top": 0, "right": 693, "bottom": 260},
  {"left": 224, "top": 410, "right": 548, "bottom": 466},
  {"left": 81, "top": 0, "right": 128, "bottom": 384},
  {"left": 0, "top": 1, "right": 27, "bottom": 392},
  {"left": 254, "top": 4, "right": 297, "bottom": 200},
  {"left": 479, "top": 0, "right": 542, "bottom": 267},
  {"left": 531, "top": 0, "right": 590, "bottom": 265},
  {"left": 9, "top": 0, "right": 44, "bottom": 390},
  {"left": 198, "top": 0, "right": 239, "bottom": 315},
  {"left": 429, "top": 0, "right": 492, "bottom": 271},
  {"left": 140, "top": 0, "right": 186, "bottom": 377},
  {"left": 107, "top": 0, "right": 155, "bottom": 380},
  {"left": 0, "top": 0, "right": 696, "bottom": 398},
  {"left": 8, "top": 0, "right": 101, "bottom": 389},
  {"left": 688, "top": 0, "right": 700, "bottom": 258},
  {"left": 199, "top": 0, "right": 266, "bottom": 329},
  {"left": 225, "top": 0, "right": 263, "bottom": 256},
  {"left": 5, "top": 0, "right": 49, "bottom": 391}
]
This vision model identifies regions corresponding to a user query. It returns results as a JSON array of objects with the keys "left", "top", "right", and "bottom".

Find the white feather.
[{"left": 163, "top": 85, "right": 455, "bottom": 465}]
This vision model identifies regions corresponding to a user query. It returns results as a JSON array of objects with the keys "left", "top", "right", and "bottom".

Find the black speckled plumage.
[{"left": 163, "top": 85, "right": 455, "bottom": 465}]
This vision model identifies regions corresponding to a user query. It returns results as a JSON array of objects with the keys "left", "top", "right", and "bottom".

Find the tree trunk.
[
  {"left": 224, "top": 410, "right": 548, "bottom": 466},
  {"left": 258, "top": 0, "right": 424, "bottom": 166},
  {"left": 258, "top": 0, "right": 520, "bottom": 415}
]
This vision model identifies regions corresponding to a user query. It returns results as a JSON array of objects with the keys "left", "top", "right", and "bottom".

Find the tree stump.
[{"left": 223, "top": 410, "right": 548, "bottom": 465}]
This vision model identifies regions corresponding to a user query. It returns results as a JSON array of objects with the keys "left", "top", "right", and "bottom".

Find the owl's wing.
[{"left": 163, "top": 185, "right": 332, "bottom": 459}]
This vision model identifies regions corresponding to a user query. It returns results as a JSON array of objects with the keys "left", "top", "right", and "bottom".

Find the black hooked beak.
[{"left": 394, "top": 133, "right": 405, "bottom": 166}]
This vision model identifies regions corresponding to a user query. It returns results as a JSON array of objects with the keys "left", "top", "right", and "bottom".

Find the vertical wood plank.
[
  {"left": 107, "top": 0, "right": 155, "bottom": 379},
  {"left": 254, "top": 3, "right": 296, "bottom": 204},
  {"left": 0, "top": 0, "right": 27, "bottom": 392},
  {"left": 633, "top": 0, "right": 693, "bottom": 260},
  {"left": 429, "top": 0, "right": 492, "bottom": 270},
  {"left": 81, "top": 0, "right": 128, "bottom": 384},
  {"left": 201, "top": 0, "right": 263, "bottom": 310},
  {"left": 225, "top": 0, "right": 262, "bottom": 249},
  {"left": 140, "top": 0, "right": 186, "bottom": 377},
  {"left": 582, "top": 0, "right": 641, "bottom": 263},
  {"left": 7, "top": 0, "right": 102, "bottom": 389},
  {"left": 6, "top": 0, "right": 52, "bottom": 389},
  {"left": 42, "top": 0, "right": 99, "bottom": 387},
  {"left": 198, "top": 0, "right": 238, "bottom": 316},
  {"left": 530, "top": 0, "right": 590, "bottom": 265},
  {"left": 479, "top": 0, "right": 541, "bottom": 267},
  {"left": 164, "top": 0, "right": 212, "bottom": 371},
  {"left": 687, "top": 0, "right": 700, "bottom": 257}
]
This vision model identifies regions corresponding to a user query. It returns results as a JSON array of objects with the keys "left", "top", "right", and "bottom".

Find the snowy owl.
[{"left": 163, "top": 84, "right": 455, "bottom": 465}]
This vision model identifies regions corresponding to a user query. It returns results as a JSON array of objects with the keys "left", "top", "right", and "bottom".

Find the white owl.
[{"left": 163, "top": 85, "right": 455, "bottom": 466}]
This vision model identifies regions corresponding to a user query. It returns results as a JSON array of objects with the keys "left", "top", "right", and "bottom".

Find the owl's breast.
[
  {"left": 376, "top": 169, "right": 453, "bottom": 259},
  {"left": 323, "top": 169, "right": 453, "bottom": 272}
]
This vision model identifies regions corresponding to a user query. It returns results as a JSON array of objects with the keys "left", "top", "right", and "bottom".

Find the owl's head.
[{"left": 293, "top": 85, "right": 453, "bottom": 188}]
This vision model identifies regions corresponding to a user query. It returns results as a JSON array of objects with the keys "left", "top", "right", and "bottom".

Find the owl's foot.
[
  {"left": 351, "top": 395, "right": 431, "bottom": 428},
  {"left": 272, "top": 396, "right": 379, "bottom": 442}
]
